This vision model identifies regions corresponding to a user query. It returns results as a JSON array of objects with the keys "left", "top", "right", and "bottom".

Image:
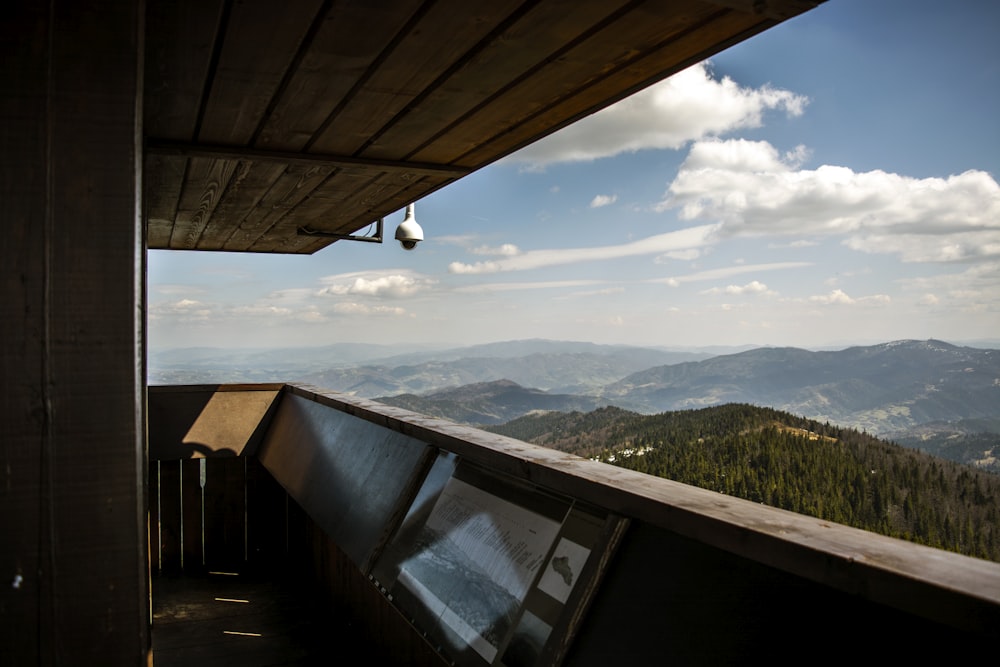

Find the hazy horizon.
[{"left": 148, "top": 336, "right": 1000, "bottom": 355}]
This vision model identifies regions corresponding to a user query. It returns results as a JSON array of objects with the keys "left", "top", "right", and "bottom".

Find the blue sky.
[{"left": 149, "top": 0, "right": 1000, "bottom": 351}]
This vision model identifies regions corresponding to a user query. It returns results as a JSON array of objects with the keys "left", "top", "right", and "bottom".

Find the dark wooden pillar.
[{"left": 0, "top": 1, "right": 148, "bottom": 664}]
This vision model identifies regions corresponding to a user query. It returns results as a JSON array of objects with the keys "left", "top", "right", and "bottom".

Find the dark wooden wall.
[
  {"left": 565, "top": 522, "right": 990, "bottom": 664},
  {"left": 305, "top": 519, "right": 449, "bottom": 667},
  {"left": 0, "top": 1, "right": 147, "bottom": 664}
]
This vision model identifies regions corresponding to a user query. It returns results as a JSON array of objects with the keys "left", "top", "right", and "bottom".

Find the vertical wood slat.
[
  {"left": 159, "top": 462, "right": 182, "bottom": 573},
  {"left": 226, "top": 458, "right": 249, "bottom": 565},
  {"left": 202, "top": 458, "right": 227, "bottom": 570},
  {"left": 1, "top": 0, "right": 47, "bottom": 648},
  {"left": 203, "top": 458, "right": 247, "bottom": 570},
  {"left": 148, "top": 461, "right": 162, "bottom": 574},
  {"left": 247, "top": 457, "right": 289, "bottom": 568},
  {"left": 181, "top": 459, "right": 205, "bottom": 571}
]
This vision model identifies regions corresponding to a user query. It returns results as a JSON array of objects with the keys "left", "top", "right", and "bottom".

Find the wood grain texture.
[
  {"left": 307, "top": 0, "right": 525, "bottom": 157},
  {"left": 0, "top": 2, "right": 147, "bottom": 663},
  {"left": 0, "top": 8, "right": 49, "bottom": 660},
  {"left": 169, "top": 157, "right": 241, "bottom": 249},
  {"left": 369, "top": 0, "right": 633, "bottom": 162},
  {"left": 196, "top": 0, "right": 325, "bottom": 145},
  {"left": 254, "top": 0, "right": 426, "bottom": 152},
  {"left": 144, "top": 0, "right": 226, "bottom": 140},
  {"left": 145, "top": 154, "right": 188, "bottom": 247},
  {"left": 220, "top": 162, "right": 336, "bottom": 251},
  {"left": 414, "top": 1, "right": 743, "bottom": 165}
]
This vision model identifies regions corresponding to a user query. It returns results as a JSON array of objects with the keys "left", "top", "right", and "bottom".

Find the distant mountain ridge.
[
  {"left": 148, "top": 339, "right": 714, "bottom": 388},
  {"left": 601, "top": 339, "right": 999, "bottom": 434},
  {"left": 369, "top": 340, "right": 1000, "bottom": 470},
  {"left": 375, "top": 379, "right": 612, "bottom": 425},
  {"left": 295, "top": 342, "right": 710, "bottom": 396},
  {"left": 149, "top": 338, "right": 1000, "bottom": 449}
]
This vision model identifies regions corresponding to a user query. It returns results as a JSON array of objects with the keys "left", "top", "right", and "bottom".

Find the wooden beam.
[{"left": 145, "top": 138, "right": 471, "bottom": 176}]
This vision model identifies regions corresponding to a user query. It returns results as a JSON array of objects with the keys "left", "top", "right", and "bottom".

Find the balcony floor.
[{"left": 151, "top": 570, "right": 346, "bottom": 666}]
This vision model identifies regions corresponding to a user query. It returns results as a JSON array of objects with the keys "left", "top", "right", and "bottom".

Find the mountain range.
[
  {"left": 599, "top": 339, "right": 1000, "bottom": 434},
  {"left": 150, "top": 338, "right": 1000, "bottom": 464},
  {"left": 373, "top": 339, "right": 998, "bottom": 428},
  {"left": 149, "top": 339, "right": 717, "bottom": 392}
]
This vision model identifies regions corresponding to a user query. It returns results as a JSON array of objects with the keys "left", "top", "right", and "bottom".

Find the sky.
[{"left": 148, "top": 0, "right": 1000, "bottom": 352}]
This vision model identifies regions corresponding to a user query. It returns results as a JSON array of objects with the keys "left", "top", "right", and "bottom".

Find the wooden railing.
[{"left": 149, "top": 383, "right": 1000, "bottom": 665}]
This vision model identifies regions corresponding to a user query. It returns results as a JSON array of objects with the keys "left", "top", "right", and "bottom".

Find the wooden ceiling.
[{"left": 144, "top": 0, "right": 823, "bottom": 254}]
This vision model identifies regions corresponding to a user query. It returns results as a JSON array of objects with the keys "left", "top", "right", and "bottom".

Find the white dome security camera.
[{"left": 394, "top": 203, "right": 423, "bottom": 250}]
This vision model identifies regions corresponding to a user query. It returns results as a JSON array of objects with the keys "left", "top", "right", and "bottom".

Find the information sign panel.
[{"left": 372, "top": 455, "right": 618, "bottom": 666}]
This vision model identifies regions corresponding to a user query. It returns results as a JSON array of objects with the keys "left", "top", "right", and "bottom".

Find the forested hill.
[{"left": 486, "top": 404, "right": 1000, "bottom": 563}]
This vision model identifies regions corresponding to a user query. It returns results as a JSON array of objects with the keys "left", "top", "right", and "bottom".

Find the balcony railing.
[{"left": 148, "top": 383, "right": 1000, "bottom": 665}]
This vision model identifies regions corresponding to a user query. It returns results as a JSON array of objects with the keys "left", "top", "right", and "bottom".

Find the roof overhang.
[{"left": 144, "top": 0, "right": 824, "bottom": 254}]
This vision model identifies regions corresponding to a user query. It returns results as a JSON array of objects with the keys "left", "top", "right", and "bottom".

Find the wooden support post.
[{"left": 0, "top": 1, "right": 148, "bottom": 663}]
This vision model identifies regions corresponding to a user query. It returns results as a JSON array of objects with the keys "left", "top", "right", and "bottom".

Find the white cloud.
[
  {"left": 701, "top": 280, "right": 774, "bottom": 296},
  {"left": 149, "top": 298, "right": 213, "bottom": 322},
  {"left": 653, "top": 261, "right": 812, "bottom": 285},
  {"left": 154, "top": 284, "right": 205, "bottom": 296},
  {"left": 900, "top": 261, "right": 1000, "bottom": 292},
  {"left": 655, "top": 248, "right": 702, "bottom": 262},
  {"left": 454, "top": 280, "right": 604, "bottom": 293},
  {"left": 590, "top": 194, "right": 618, "bottom": 208},
  {"left": 231, "top": 305, "right": 293, "bottom": 317},
  {"left": 331, "top": 302, "right": 408, "bottom": 316},
  {"left": 571, "top": 287, "right": 626, "bottom": 297},
  {"left": 265, "top": 287, "right": 319, "bottom": 303},
  {"left": 806, "top": 289, "right": 891, "bottom": 306},
  {"left": 450, "top": 260, "right": 504, "bottom": 275},
  {"left": 507, "top": 62, "right": 808, "bottom": 169},
  {"left": 317, "top": 270, "right": 434, "bottom": 298},
  {"left": 769, "top": 239, "right": 819, "bottom": 249},
  {"left": 897, "top": 262, "right": 1000, "bottom": 314},
  {"left": 297, "top": 310, "right": 327, "bottom": 323},
  {"left": 469, "top": 243, "right": 521, "bottom": 256},
  {"left": 844, "top": 231, "right": 1000, "bottom": 263},
  {"left": 659, "top": 138, "right": 1000, "bottom": 263},
  {"left": 449, "top": 224, "right": 720, "bottom": 274}
]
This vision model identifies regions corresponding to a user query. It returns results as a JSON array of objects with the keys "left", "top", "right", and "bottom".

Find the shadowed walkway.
[{"left": 151, "top": 571, "right": 346, "bottom": 666}]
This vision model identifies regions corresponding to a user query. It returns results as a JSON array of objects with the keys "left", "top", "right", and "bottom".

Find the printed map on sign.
[{"left": 397, "top": 477, "right": 562, "bottom": 662}]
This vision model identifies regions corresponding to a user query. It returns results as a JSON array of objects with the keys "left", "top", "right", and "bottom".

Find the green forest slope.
[{"left": 486, "top": 404, "right": 1000, "bottom": 562}]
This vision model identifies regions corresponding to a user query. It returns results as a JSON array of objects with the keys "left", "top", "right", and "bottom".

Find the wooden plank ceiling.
[{"left": 144, "top": 0, "right": 823, "bottom": 254}]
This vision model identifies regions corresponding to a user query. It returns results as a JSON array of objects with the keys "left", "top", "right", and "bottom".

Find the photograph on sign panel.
[{"left": 394, "top": 475, "right": 564, "bottom": 663}]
